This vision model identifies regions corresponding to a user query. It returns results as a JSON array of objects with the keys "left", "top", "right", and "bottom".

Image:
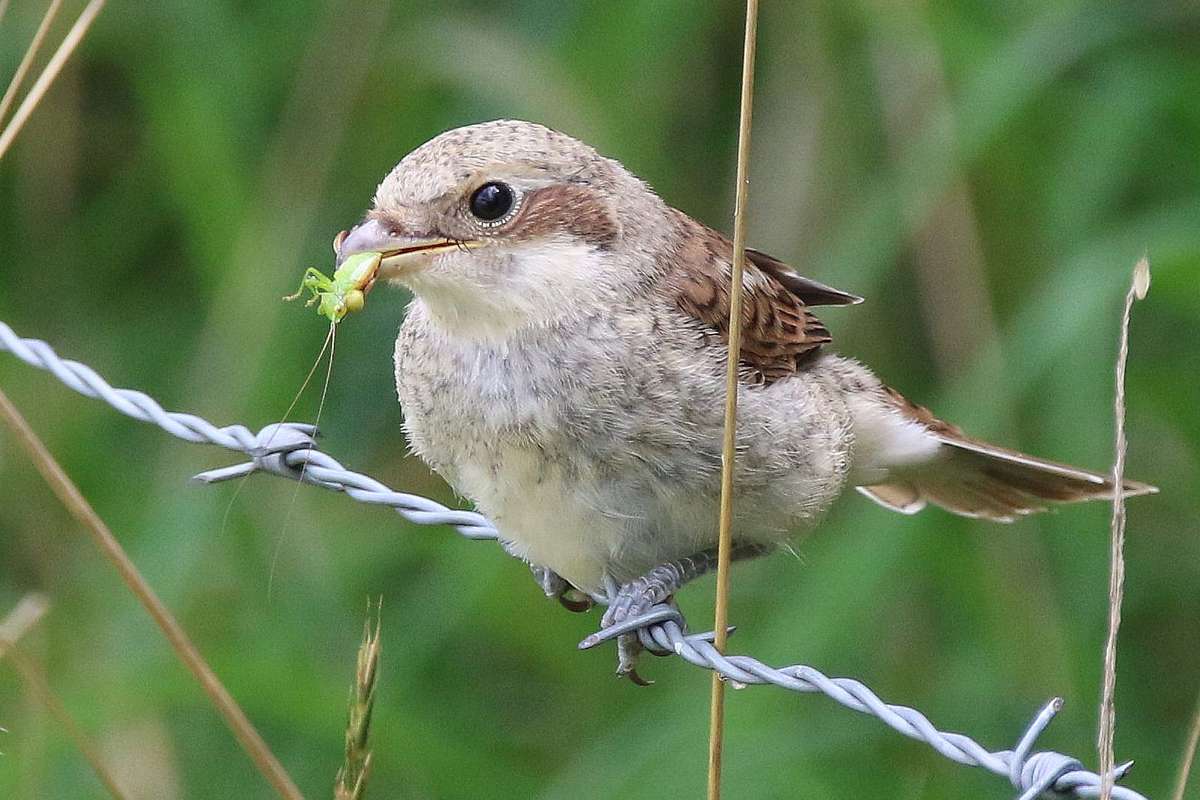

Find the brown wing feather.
[
  {"left": 863, "top": 385, "right": 1156, "bottom": 521},
  {"left": 744, "top": 249, "right": 863, "bottom": 307},
  {"left": 667, "top": 212, "right": 860, "bottom": 386}
]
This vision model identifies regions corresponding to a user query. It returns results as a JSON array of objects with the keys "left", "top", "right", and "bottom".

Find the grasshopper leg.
[{"left": 283, "top": 268, "right": 332, "bottom": 303}]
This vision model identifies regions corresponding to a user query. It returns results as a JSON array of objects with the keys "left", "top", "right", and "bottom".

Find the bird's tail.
[{"left": 854, "top": 385, "right": 1156, "bottom": 522}]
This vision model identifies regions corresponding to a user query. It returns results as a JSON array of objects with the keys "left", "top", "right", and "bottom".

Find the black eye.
[{"left": 469, "top": 182, "right": 515, "bottom": 222}]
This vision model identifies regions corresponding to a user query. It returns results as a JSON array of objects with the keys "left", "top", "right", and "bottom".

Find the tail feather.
[
  {"left": 858, "top": 482, "right": 925, "bottom": 515},
  {"left": 857, "top": 386, "right": 1157, "bottom": 523}
]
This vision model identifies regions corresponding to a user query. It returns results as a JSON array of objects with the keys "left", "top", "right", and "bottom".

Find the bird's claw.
[
  {"left": 531, "top": 563, "right": 566, "bottom": 598},
  {"left": 529, "top": 563, "right": 594, "bottom": 613},
  {"left": 558, "top": 590, "right": 594, "bottom": 613},
  {"left": 615, "top": 626, "right": 662, "bottom": 685},
  {"left": 567, "top": 546, "right": 767, "bottom": 682},
  {"left": 588, "top": 547, "right": 766, "bottom": 682},
  {"left": 597, "top": 574, "right": 688, "bottom": 685}
]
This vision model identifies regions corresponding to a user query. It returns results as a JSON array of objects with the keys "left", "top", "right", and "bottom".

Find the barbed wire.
[{"left": 0, "top": 320, "right": 1148, "bottom": 799}]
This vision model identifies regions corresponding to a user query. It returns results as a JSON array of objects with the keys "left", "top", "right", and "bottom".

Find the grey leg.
[
  {"left": 600, "top": 543, "right": 770, "bottom": 684},
  {"left": 501, "top": 540, "right": 595, "bottom": 613},
  {"left": 531, "top": 564, "right": 593, "bottom": 613}
]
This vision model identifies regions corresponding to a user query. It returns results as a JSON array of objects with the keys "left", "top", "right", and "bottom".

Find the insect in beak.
[
  {"left": 284, "top": 250, "right": 382, "bottom": 324},
  {"left": 336, "top": 218, "right": 480, "bottom": 280}
]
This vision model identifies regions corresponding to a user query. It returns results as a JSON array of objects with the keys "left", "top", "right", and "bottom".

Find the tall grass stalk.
[
  {"left": 0, "top": 0, "right": 104, "bottom": 162},
  {"left": 1, "top": 595, "right": 128, "bottom": 798},
  {"left": 0, "top": 0, "right": 65, "bottom": 127},
  {"left": 708, "top": 2, "right": 759, "bottom": 798},
  {"left": 0, "top": 594, "right": 49, "bottom": 662},
  {"left": 0, "top": 387, "right": 306, "bottom": 800},
  {"left": 1172, "top": 689, "right": 1200, "bottom": 800},
  {"left": 1098, "top": 257, "right": 1150, "bottom": 800}
]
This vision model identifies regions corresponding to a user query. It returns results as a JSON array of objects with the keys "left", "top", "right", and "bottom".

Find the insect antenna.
[
  {"left": 267, "top": 320, "right": 338, "bottom": 600},
  {"left": 216, "top": 322, "right": 336, "bottom": 563}
]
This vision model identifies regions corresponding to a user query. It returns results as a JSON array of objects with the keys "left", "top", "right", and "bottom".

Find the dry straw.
[
  {"left": 1097, "top": 256, "right": 1150, "bottom": 800},
  {"left": 0, "top": 0, "right": 106, "bottom": 161},
  {"left": 0, "top": 0, "right": 64, "bottom": 126},
  {"left": 0, "top": 593, "right": 50, "bottom": 663},
  {"left": 0, "top": 595, "right": 128, "bottom": 799},
  {"left": 0, "top": 388, "right": 306, "bottom": 800},
  {"left": 708, "top": 2, "right": 759, "bottom": 799},
  {"left": 1, "top": 600, "right": 129, "bottom": 799},
  {"left": 0, "top": 8, "right": 305, "bottom": 798},
  {"left": 1172, "top": 690, "right": 1200, "bottom": 800}
]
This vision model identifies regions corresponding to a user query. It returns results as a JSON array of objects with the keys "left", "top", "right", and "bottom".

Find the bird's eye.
[{"left": 469, "top": 182, "right": 516, "bottom": 223}]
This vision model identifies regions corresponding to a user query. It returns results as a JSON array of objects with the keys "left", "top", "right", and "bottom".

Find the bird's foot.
[
  {"left": 582, "top": 544, "right": 769, "bottom": 684},
  {"left": 502, "top": 540, "right": 595, "bottom": 613},
  {"left": 531, "top": 564, "right": 593, "bottom": 613},
  {"left": 600, "top": 557, "right": 711, "bottom": 685}
]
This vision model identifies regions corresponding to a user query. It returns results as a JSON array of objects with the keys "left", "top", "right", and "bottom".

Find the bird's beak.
[{"left": 335, "top": 218, "right": 478, "bottom": 279}]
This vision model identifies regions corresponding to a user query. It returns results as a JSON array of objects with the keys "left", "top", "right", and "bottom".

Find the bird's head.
[{"left": 336, "top": 119, "right": 655, "bottom": 339}]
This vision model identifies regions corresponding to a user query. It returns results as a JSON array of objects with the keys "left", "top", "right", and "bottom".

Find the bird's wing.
[
  {"left": 666, "top": 213, "right": 862, "bottom": 386},
  {"left": 858, "top": 385, "right": 1156, "bottom": 520},
  {"left": 742, "top": 248, "right": 863, "bottom": 308}
]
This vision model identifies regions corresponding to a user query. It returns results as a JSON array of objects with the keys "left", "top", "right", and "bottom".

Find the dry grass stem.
[
  {"left": 0, "top": 594, "right": 50, "bottom": 661},
  {"left": 1172, "top": 689, "right": 1200, "bottom": 800},
  {"left": 0, "top": 594, "right": 47, "bottom": 760},
  {"left": 6, "top": 648, "right": 130, "bottom": 799},
  {"left": 1, "top": 595, "right": 127, "bottom": 798},
  {"left": 0, "top": 0, "right": 65, "bottom": 127},
  {"left": 0, "top": 387, "right": 305, "bottom": 800},
  {"left": 708, "top": 2, "right": 759, "bottom": 799},
  {"left": 0, "top": 0, "right": 11, "bottom": 30},
  {"left": 1098, "top": 256, "right": 1150, "bottom": 800},
  {"left": 335, "top": 603, "right": 381, "bottom": 800},
  {"left": 0, "top": 0, "right": 105, "bottom": 163}
]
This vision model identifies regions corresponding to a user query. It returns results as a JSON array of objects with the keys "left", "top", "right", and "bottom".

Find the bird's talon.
[
  {"left": 616, "top": 632, "right": 645, "bottom": 681},
  {"left": 558, "top": 590, "right": 593, "bottom": 613},
  {"left": 624, "top": 668, "right": 654, "bottom": 687}
]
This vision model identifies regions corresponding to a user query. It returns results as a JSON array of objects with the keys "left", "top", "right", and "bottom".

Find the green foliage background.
[{"left": 0, "top": 1, "right": 1197, "bottom": 797}]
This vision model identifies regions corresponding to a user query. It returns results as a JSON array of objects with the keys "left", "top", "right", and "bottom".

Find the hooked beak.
[{"left": 335, "top": 218, "right": 478, "bottom": 278}]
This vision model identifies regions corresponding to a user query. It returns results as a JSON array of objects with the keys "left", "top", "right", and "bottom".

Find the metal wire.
[{"left": 0, "top": 320, "right": 1149, "bottom": 800}]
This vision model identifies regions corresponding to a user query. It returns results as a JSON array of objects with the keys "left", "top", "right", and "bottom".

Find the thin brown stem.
[
  {"left": 1172, "top": 687, "right": 1200, "bottom": 800},
  {"left": 0, "top": 0, "right": 66, "bottom": 128},
  {"left": 2, "top": 597, "right": 126, "bottom": 799},
  {"left": 0, "top": 387, "right": 305, "bottom": 800},
  {"left": 0, "top": 594, "right": 51, "bottom": 663},
  {"left": 6, "top": 648, "right": 130, "bottom": 800},
  {"left": 707, "top": 2, "right": 759, "bottom": 799},
  {"left": 1098, "top": 256, "right": 1149, "bottom": 800},
  {"left": 0, "top": 0, "right": 105, "bottom": 163}
]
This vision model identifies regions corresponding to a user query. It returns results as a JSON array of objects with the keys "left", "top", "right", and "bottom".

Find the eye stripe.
[{"left": 512, "top": 184, "right": 620, "bottom": 248}]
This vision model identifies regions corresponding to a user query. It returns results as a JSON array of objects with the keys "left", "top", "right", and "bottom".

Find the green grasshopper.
[
  {"left": 283, "top": 250, "right": 383, "bottom": 324},
  {"left": 255, "top": 248, "right": 385, "bottom": 592}
]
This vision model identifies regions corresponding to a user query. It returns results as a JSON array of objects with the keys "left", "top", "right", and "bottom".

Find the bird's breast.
[{"left": 390, "top": 298, "right": 855, "bottom": 590}]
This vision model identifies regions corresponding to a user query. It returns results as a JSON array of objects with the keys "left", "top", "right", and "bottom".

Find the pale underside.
[{"left": 391, "top": 241, "right": 924, "bottom": 591}]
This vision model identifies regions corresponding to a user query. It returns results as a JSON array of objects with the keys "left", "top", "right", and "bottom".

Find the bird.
[{"left": 334, "top": 119, "right": 1154, "bottom": 678}]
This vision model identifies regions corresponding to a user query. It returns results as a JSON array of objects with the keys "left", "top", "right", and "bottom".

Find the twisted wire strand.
[{"left": 0, "top": 321, "right": 1148, "bottom": 800}]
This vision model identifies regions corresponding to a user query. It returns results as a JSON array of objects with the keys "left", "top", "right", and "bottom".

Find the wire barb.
[{"left": 0, "top": 320, "right": 1149, "bottom": 800}]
